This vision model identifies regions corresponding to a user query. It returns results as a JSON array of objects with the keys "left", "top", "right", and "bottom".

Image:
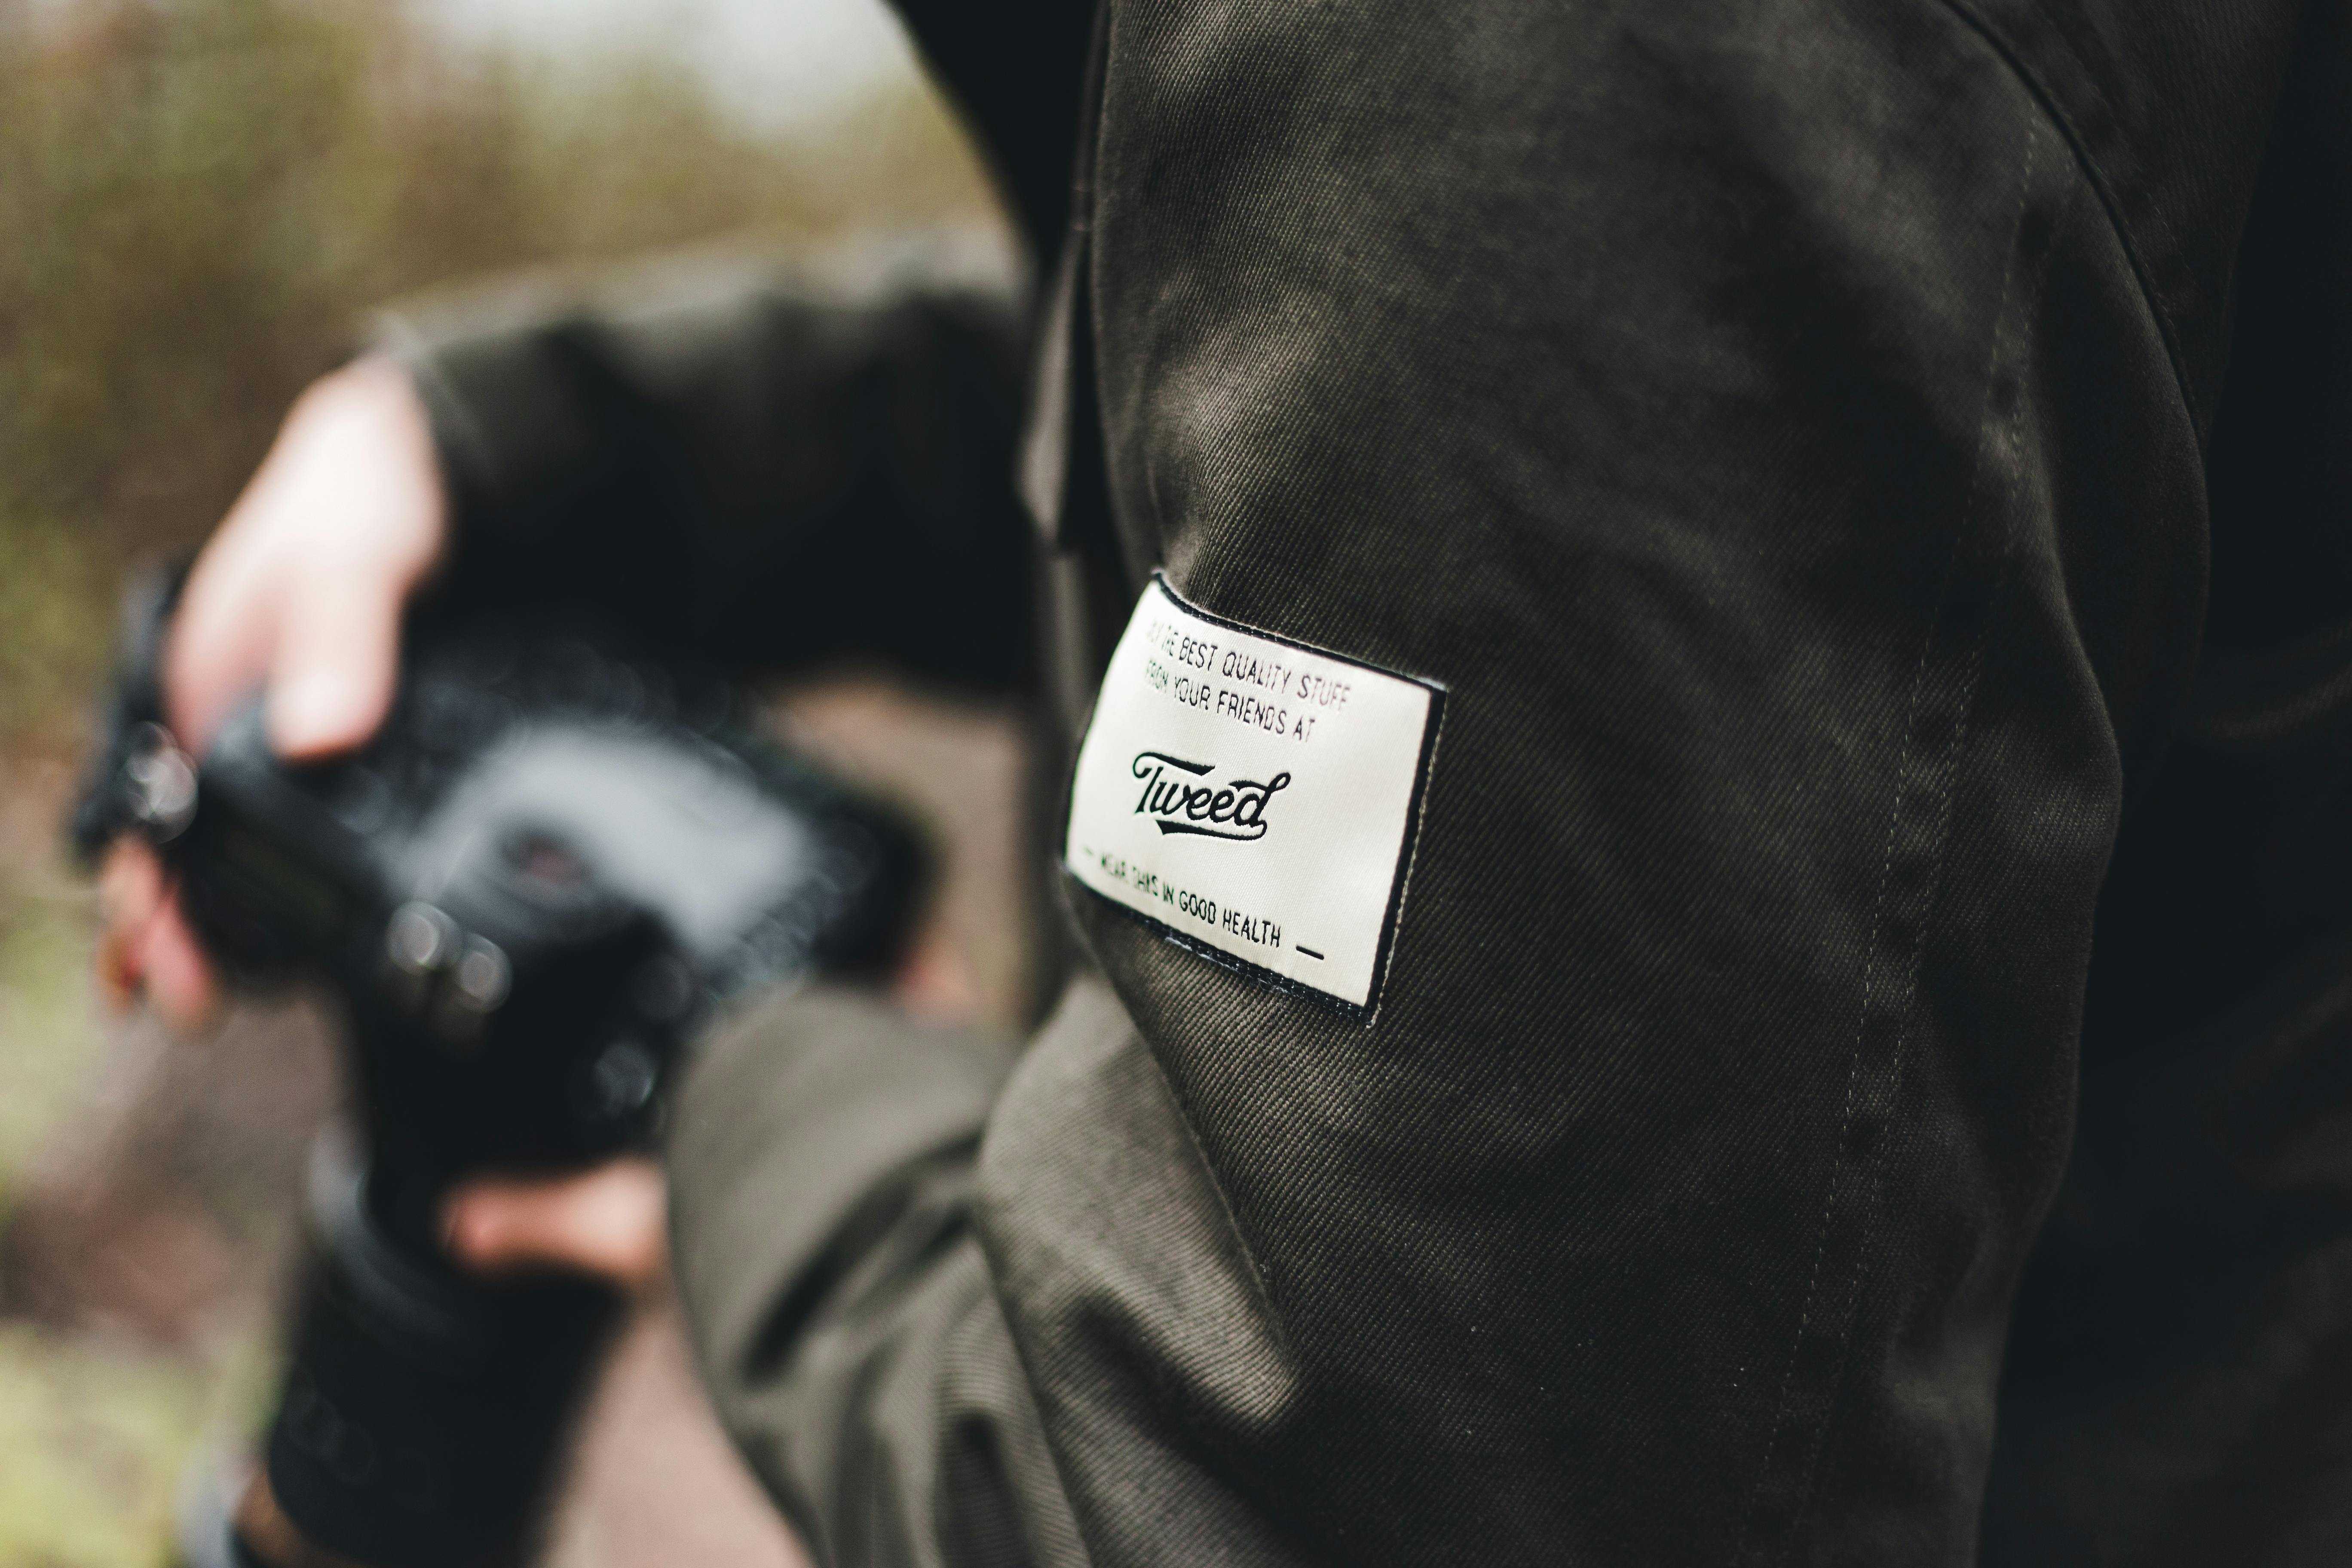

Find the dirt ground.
[{"left": 0, "top": 678, "right": 1032, "bottom": 1567}]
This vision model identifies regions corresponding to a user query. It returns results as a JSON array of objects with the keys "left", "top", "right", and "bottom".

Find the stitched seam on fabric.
[
  {"left": 1733, "top": 124, "right": 2045, "bottom": 1568},
  {"left": 1733, "top": 549, "right": 1938, "bottom": 1568},
  {"left": 1924, "top": 0, "right": 2194, "bottom": 423},
  {"left": 1775, "top": 150, "right": 2063, "bottom": 1561}
]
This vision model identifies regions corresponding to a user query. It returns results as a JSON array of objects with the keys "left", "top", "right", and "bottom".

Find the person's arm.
[
  {"left": 386, "top": 241, "right": 1036, "bottom": 689},
  {"left": 667, "top": 984, "right": 1090, "bottom": 1568}
]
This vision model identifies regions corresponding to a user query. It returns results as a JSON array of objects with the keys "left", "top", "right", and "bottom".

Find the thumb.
[{"left": 266, "top": 566, "right": 404, "bottom": 760}]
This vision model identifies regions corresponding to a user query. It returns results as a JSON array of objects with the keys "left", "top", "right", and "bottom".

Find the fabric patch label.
[{"left": 1064, "top": 573, "right": 1442, "bottom": 1014}]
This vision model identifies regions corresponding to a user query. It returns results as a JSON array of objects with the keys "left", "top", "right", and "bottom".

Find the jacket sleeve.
[
  {"left": 378, "top": 239, "right": 1037, "bottom": 691},
  {"left": 956, "top": 5, "right": 2291, "bottom": 1568},
  {"left": 665, "top": 985, "right": 1091, "bottom": 1568}
]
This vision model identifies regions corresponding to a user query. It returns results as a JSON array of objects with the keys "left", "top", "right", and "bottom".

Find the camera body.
[{"left": 79, "top": 579, "right": 922, "bottom": 1565}]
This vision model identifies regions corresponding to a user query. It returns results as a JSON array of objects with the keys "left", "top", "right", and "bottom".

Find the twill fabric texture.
[{"left": 384, "top": 1, "right": 2352, "bottom": 1564}]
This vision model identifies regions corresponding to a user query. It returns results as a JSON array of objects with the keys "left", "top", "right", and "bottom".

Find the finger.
[
  {"left": 165, "top": 360, "right": 446, "bottom": 757},
  {"left": 442, "top": 1159, "right": 669, "bottom": 1292},
  {"left": 136, "top": 892, "right": 219, "bottom": 1031},
  {"left": 265, "top": 564, "right": 403, "bottom": 761},
  {"left": 98, "top": 834, "right": 165, "bottom": 936},
  {"left": 165, "top": 469, "right": 290, "bottom": 753},
  {"left": 95, "top": 841, "right": 167, "bottom": 1009}
]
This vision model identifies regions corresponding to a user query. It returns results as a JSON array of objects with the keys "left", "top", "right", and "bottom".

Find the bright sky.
[{"left": 422, "top": 0, "right": 920, "bottom": 135}]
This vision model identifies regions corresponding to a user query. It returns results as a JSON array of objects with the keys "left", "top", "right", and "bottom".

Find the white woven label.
[{"left": 1064, "top": 574, "right": 1442, "bottom": 1013}]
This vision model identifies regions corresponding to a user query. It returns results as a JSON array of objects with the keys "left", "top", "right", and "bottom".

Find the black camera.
[{"left": 75, "top": 578, "right": 923, "bottom": 1566}]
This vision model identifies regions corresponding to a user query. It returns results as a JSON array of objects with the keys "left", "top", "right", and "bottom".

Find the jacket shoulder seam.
[{"left": 1926, "top": 0, "right": 2196, "bottom": 421}]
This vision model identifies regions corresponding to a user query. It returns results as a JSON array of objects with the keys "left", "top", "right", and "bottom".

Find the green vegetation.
[
  {"left": 0, "top": 0, "right": 988, "bottom": 753},
  {"left": 0, "top": 1323, "right": 273, "bottom": 1568},
  {"left": 0, "top": 2, "right": 989, "bottom": 1559}
]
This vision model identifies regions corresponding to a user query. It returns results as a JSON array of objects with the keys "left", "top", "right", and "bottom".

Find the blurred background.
[{"left": 0, "top": 1, "right": 1027, "bottom": 1561}]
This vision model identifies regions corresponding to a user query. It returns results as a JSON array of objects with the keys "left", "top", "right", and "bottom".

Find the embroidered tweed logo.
[{"left": 1131, "top": 752, "right": 1292, "bottom": 842}]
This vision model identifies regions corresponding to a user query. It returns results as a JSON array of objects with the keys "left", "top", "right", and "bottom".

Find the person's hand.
[
  {"left": 98, "top": 358, "right": 448, "bottom": 1028},
  {"left": 434, "top": 922, "right": 981, "bottom": 1292},
  {"left": 441, "top": 1158, "right": 671, "bottom": 1295}
]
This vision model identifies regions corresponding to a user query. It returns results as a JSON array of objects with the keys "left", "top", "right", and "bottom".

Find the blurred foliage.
[
  {"left": 0, "top": 2, "right": 990, "bottom": 1560},
  {"left": 0, "top": 1320, "right": 272, "bottom": 1568},
  {"left": 0, "top": 1320, "right": 203, "bottom": 1568},
  {"left": 0, "top": 0, "right": 989, "bottom": 752},
  {"left": 0, "top": 804, "right": 96, "bottom": 1206}
]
